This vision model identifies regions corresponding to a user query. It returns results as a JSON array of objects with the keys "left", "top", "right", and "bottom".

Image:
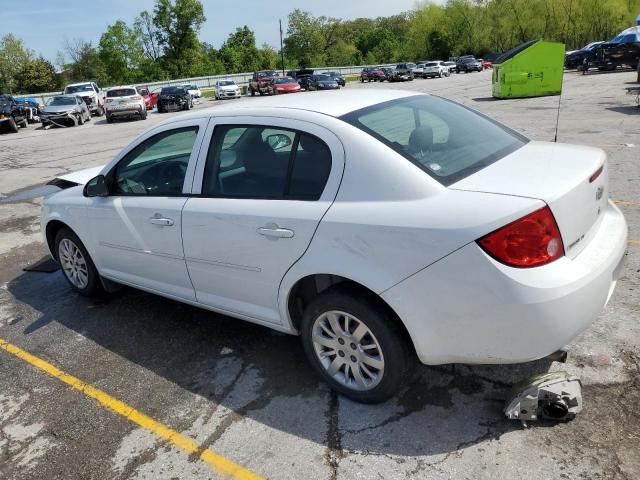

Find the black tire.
[
  {"left": 300, "top": 287, "right": 412, "bottom": 404},
  {"left": 106, "top": 115, "right": 113, "bottom": 123},
  {"left": 54, "top": 228, "right": 104, "bottom": 297},
  {"left": 77, "top": 113, "right": 84, "bottom": 125},
  {"left": 7, "top": 118, "right": 19, "bottom": 133},
  {"left": 96, "top": 105, "right": 105, "bottom": 116},
  {"left": 140, "top": 108, "right": 147, "bottom": 120}
]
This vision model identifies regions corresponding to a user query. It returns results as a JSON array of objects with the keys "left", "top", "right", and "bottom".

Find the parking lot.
[{"left": 0, "top": 69, "right": 639, "bottom": 479}]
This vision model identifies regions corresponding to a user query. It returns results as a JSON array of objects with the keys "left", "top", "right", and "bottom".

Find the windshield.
[
  {"left": 184, "top": 85, "right": 197, "bottom": 90},
  {"left": 137, "top": 88, "right": 149, "bottom": 95},
  {"left": 65, "top": 84, "right": 94, "bottom": 93},
  {"left": 161, "top": 87, "right": 184, "bottom": 94},
  {"left": 46, "top": 96, "right": 76, "bottom": 106},
  {"left": 275, "top": 78, "right": 296, "bottom": 84},
  {"left": 462, "top": 58, "right": 477, "bottom": 63},
  {"left": 107, "top": 88, "right": 137, "bottom": 98},
  {"left": 258, "top": 71, "right": 276, "bottom": 78},
  {"left": 218, "top": 81, "right": 235, "bottom": 86},
  {"left": 425, "top": 62, "right": 438, "bottom": 67},
  {"left": 341, "top": 95, "right": 527, "bottom": 186},
  {"left": 314, "top": 75, "right": 332, "bottom": 81}
]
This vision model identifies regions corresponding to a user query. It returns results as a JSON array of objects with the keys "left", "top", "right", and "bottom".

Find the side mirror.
[
  {"left": 83, "top": 175, "right": 109, "bottom": 197},
  {"left": 265, "top": 133, "right": 292, "bottom": 151}
]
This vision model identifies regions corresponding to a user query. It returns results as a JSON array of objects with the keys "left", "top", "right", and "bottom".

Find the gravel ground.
[{"left": 0, "top": 70, "right": 639, "bottom": 480}]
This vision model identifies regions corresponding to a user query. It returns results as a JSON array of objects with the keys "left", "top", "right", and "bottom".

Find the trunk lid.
[{"left": 451, "top": 141, "right": 608, "bottom": 259}]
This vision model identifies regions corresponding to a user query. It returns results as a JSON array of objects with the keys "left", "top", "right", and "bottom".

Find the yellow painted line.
[
  {"left": 614, "top": 200, "right": 640, "bottom": 207},
  {"left": 0, "top": 338, "right": 263, "bottom": 480},
  {"left": 629, "top": 240, "right": 640, "bottom": 245}
]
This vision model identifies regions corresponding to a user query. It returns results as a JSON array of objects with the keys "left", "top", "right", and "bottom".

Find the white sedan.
[{"left": 41, "top": 90, "right": 627, "bottom": 403}]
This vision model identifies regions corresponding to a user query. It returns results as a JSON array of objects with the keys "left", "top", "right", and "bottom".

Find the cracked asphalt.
[{"left": 0, "top": 70, "right": 639, "bottom": 479}]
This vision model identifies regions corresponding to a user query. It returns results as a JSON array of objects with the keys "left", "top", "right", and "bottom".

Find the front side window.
[
  {"left": 202, "top": 125, "right": 332, "bottom": 200},
  {"left": 112, "top": 127, "right": 199, "bottom": 196},
  {"left": 341, "top": 95, "right": 527, "bottom": 185}
]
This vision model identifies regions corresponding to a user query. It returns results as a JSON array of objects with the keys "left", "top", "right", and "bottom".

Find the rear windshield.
[
  {"left": 425, "top": 62, "right": 438, "bottom": 67},
  {"left": 107, "top": 88, "right": 137, "bottom": 98},
  {"left": 65, "top": 84, "right": 94, "bottom": 93},
  {"left": 340, "top": 95, "right": 527, "bottom": 186},
  {"left": 161, "top": 87, "right": 185, "bottom": 94}
]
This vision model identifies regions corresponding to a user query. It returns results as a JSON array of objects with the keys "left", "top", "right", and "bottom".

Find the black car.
[
  {"left": 583, "top": 29, "right": 640, "bottom": 72},
  {"left": 321, "top": 71, "right": 346, "bottom": 87},
  {"left": 456, "top": 56, "right": 483, "bottom": 73},
  {"left": 565, "top": 41, "right": 605, "bottom": 70},
  {"left": 0, "top": 94, "right": 29, "bottom": 133},
  {"left": 157, "top": 86, "right": 193, "bottom": 113},
  {"left": 307, "top": 74, "right": 340, "bottom": 91},
  {"left": 287, "top": 69, "right": 315, "bottom": 90}
]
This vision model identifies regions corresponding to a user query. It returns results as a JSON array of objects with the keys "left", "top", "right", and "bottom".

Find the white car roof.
[
  {"left": 66, "top": 82, "right": 94, "bottom": 86},
  {"left": 192, "top": 89, "right": 422, "bottom": 120}
]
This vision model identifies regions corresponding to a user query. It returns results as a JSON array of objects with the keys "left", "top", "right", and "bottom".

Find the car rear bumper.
[
  {"left": 106, "top": 107, "right": 143, "bottom": 116},
  {"left": 381, "top": 200, "right": 628, "bottom": 365}
]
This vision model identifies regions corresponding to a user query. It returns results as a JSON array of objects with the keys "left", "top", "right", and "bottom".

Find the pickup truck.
[
  {"left": 0, "top": 94, "right": 29, "bottom": 133},
  {"left": 248, "top": 70, "right": 278, "bottom": 96}
]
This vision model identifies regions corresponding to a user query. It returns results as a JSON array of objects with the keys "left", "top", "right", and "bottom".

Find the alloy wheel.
[
  {"left": 58, "top": 238, "right": 89, "bottom": 289},
  {"left": 311, "top": 310, "right": 385, "bottom": 391}
]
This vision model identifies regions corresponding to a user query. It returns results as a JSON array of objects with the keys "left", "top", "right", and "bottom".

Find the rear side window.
[
  {"left": 107, "top": 89, "right": 137, "bottom": 98},
  {"left": 341, "top": 95, "right": 527, "bottom": 186},
  {"left": 202, "top": 125, "right": 331, "bottom": 200}
]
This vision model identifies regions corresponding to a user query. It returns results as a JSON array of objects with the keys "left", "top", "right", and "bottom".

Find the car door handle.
[
  {"left": 149, "top": 217, "right": 174, "bottom": 226},
  {"left": 257, "top": 225, "right": 294, "bottom": 238}
]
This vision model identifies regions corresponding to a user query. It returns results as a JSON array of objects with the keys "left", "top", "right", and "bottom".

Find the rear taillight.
[{"left": 477, "top": 206, "right": 564, "bottom": 268}]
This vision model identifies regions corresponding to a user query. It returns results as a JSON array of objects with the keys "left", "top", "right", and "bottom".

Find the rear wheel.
[
  {"left": 300, "top": 288, "right": 412, "bottom": 404},
  {"left": 140, "top": 108, "right": 147, "bottom": 120},
  {"left": 96, "top": 105, "right": 104, "bottom": 116},
  {"left": 106, "top": 115, "right": 113, "bottom": 123},
  {"left": 55, "top": 228, "right": 104, "bottom": 297}
]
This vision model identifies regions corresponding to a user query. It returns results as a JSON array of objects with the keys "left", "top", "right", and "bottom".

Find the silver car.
[{"left": 40, "top": 95, "right": 91, "bottom": 127}]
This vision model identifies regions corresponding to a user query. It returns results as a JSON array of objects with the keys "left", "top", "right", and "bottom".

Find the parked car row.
[{"left": 359, "top": 57, "right": 487, "bottom": 84}]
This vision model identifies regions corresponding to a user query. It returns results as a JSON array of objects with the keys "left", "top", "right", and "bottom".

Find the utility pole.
[{"left": 279, "top": 19, "right": 285, "bottom": 75}]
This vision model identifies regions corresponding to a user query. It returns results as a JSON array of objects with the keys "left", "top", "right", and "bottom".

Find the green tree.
[
  {"left": 0, "top": 34, "right": 34, "bottom": 92},
  {"left": 153, "top": 0, "right": 206, "bottom": 77},
  {"left": 14, "top": 57, "right": 59, "bottom": 93},
  {"left": 284, "top": 10, "right": 326, "bottom": 67},
  {"left": 219, "top": 26, "right": 261, "bottom": 72},
  {"left": 64, "top": 38, "right": 108, "bottom": 85},
  {"left": 258, "top": 43, "right": 279, "bottom": 70},
  {"left": 99, "top": 20, "right": 146, "bottom": 84}
]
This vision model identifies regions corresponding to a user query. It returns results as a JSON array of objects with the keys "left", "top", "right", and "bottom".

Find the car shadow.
[
  {"left": 8, "top": 263, "right": 558, "bottom": 457},
  {"left": 606, "top": 106, "right": 640, "bottom": 115}
]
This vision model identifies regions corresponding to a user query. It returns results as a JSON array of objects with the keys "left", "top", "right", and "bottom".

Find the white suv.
[
  {"left": 64, "top": 82, "right": 104, "bottom": 116},
  {"left": 104, "top": 86, "right": 147, "bottom": 123},
  {"left": 423, "top": 61, "right": 450, "bottom": 78},
  {"left": 183, "top": 84, "right": 202, "bottom": 99}
]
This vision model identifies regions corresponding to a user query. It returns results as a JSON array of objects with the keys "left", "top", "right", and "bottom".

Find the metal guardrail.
[{"left": 23, "top": 63, "right": 396, "bottom": 104}]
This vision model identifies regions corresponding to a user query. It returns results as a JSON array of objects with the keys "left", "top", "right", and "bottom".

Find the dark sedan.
[
  {"left": 456, "top": 57, "right": 483, "bottom": 73},
  {"left": 157, "top": 86, "right": 193, "bottom": 113},
  {"left": 307, "top": 74, "right": 340, "bottom": 91},
  {"left": 321, "top": 71, "right": 346, "bottom": 86},
  {"left": 565, "top": 41, "right": 605, "bottom": 70}
]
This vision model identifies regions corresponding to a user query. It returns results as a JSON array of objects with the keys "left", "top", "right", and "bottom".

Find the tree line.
[{"left": 1, "top": 0, "right": 639, "bottom": 94}]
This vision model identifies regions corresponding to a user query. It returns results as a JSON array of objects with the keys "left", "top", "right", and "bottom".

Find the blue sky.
[{"left": 4, "top": 0, "right": 430, "bottom": 63}]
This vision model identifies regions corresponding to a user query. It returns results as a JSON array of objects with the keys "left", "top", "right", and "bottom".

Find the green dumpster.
[{"left": 492, "top": 39, "right": 565, "bottom": 99}]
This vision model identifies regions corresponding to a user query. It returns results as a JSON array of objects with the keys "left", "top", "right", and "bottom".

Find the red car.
[
  {"left": 480, "top": 59, "right": 493, "bottom": 69},
  {"left": 136, "top": 86, "right": 158, "bottom": 110},
  {"left": 270, "top": 77, "right": 302, "bottom": 94}
]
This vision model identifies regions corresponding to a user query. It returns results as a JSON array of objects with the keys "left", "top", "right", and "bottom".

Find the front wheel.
[
  {"left": 301, "top": 288, "right": 412, "bottom": 404},
  {"left": 55, "top": 228, "right": 104, "bottom": 297},
  {"left": 96, "top": 105, "right": 104, "bottom": 116},
  {"left": 7, "top": 118, "right": 19, "bottom": 133}
]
